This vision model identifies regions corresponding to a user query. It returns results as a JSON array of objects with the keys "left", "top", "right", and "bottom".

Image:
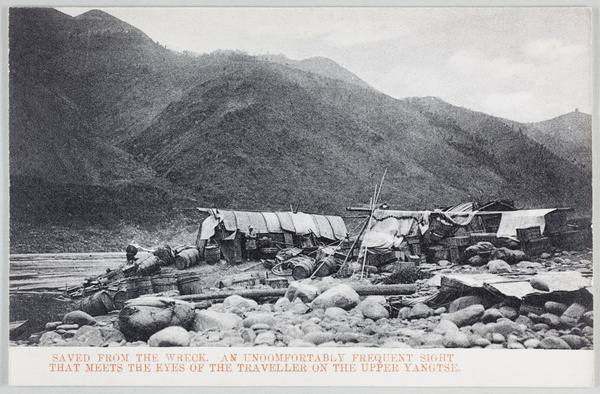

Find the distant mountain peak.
[{"left": 75, "top": 9, "right": 120, "bottom": 21}]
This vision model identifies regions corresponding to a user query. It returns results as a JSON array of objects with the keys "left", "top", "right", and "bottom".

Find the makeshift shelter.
[
  {"left": 359, "top": 202, "right": 569, "bottom": 262},
  {"left": 196, "top": 209, "right": 347, "bottom": 263}
]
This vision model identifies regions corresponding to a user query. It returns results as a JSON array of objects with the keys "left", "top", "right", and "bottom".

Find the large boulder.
[
  {"left": 488, "top": 320, "right": 525, "bottom": 337},
  {"left": 359, "top": 298, "right": 390, "bottom": 321},
  {"left": 71, "top": 326, "right": 105, "bottom": 347},
  {"left": 38, "top": 331, "right": 65, "bottom": 347},
  {"left": 223, "top": 295, "right": 258, "bottom": 311},
  {"left": 487, "top": 259, "right": 512, "bottom": 274},
  {"left": 441, "top": 304, "right": 485, "bottom": 327},
  {"left": 544, "top": 301, "right": 568, "bottom": 316},
  {"left": 540, "top": 336, "right": 571, "bottom": 350},
  {"left": 148, "top": 326, "right": 191, "bottom": 347},
  {"left": 560, "top": 303, "right": 587, "bottom": 328},
  {"left": 98, "top": 327, "right": 127, "bottom": 345},
  {"left": 243, "top": 313, "right": 277, "bottom": 328},
  {"left": 311, "top": 284, "right": 360, "bottom": 310},
  {"left": 119, "top": 303, "right": 195, "bottom": 341},
  {"left": 448, "top": 296, "right": 483, "bottom": 313},
  {"left": 442, "top": 331, "right": 470, "bottom": 348},
  {"left": 62, "top": 311, "right": 97, "bottom": 326},
  {"left": 407, "top": 303, "right": 433, "bottom": 320},
  {"left": 192, "top": 310, "right": 243, "bottom": 332}
]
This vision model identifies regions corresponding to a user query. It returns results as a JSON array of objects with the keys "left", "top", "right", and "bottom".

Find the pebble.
[
  {"left": 560, "top": 303, "right": 587, "bottom": 328},
  {"left": 193, "top": 310, "right": 243, "bottom": 332},
  {"left": 45, "top": 321, "right": 62, "bottom": 331},
  {"left": 540, "top": 336, "right": 571, "bottom": 350},
  {"left": 533, "top": 323, "right": 549, "bottom": 331},
  {"left": 433, "top": 307, "right": 446, "bottom": 315},
  {"left": 62, "top": 311, "right": 97, "bottom": 326},
  {"left": 485, "top": 344, "right": 504, "bottom": 349},
  {"left": 515, "top": 315, "right": 533, "bottom": 329},
  {"left": 324, "top": 307, "right": 349, "bottom": 320},
  {"left": 56, "top": 324, "right": 79, "bottom": 331},
  {"left": 545, "top": 329, "right": 560, "bottom": 337},
  {"left": 254, "top": 331, "right": 277, "bottom": 346},
  {"left": 420, "top": 333, "right": 444, "bottom": 347},
  {"left": 38, "top": 331, "right": 64, "bottom": 347},
  {"left": 274, "top": 297, "right": 290, "bottom": 312},
  {"left": 498, "top": 306, "right": 518, "bottom": 320},
  {"left": 407, "top": 303, "right": 432, "bottom": 320},
  {"left": 310, "top": 284, "right": 360, "bottom": 310},
  {"left": 544, "top": 301, "right": 568, "bottom": 316},
  {"left": 448, "top": 296, "right": 482, "bottom": 313},
  {"left": 287, "top": 339, "right": 316, "bottom": 347},
  {"left": 523, "top": 338, "right": 540, "bottom": 349},
  {"left": 507, "top": 342, "right": 525, "bottom": 349},
  {"left": 491, "top": 333, "right": 505, "bottom": 344},
  {"left": 582, "top": 326, "right": 593, "bottom": 336},
  {"left": 442, "top": 331, "right": 471, "bottom": 348},
  {"left": 301, "top": 322, "right": 322, "bottom": 334},
  {"left": 482, "top": 308, "right": 503, "bottom": 324},
  {"left": 360, "top": 300, "right": 390, "bottom": 321},
  {"left": 530, "top": 276, "right": 550, "bottom": 291},
  {"left": 433, "top": 320, "right": 460, "bottom": 335},
  {"left": 539, "top": 313, "right": 561, "bottom": 327},
  {"left": 489, "top": 320, "right": 524, "bottom": 337},
  {"left": 72, "top": 326, "right": 105, "bottom": 347},
  {"left": 250, "top": 323, "right": 271, "bottom": 332},
  {"left": 381, "top": 341, "right": 412, "bottom": 348},
  {"left": 487, "top": 259, "right": 512, "bottom": 273},
  {"left": 438, "top": 259, "right": 451, "bottom": 266},
  {"left": 581, "top": 311, "right": 593, "bottom": 327},
  {"left": 304, "top": 331, "right": 335, "bottom": 345},
  {"left": 516, "top": 261, "right": 543, "bottom": 269},
  {"left": 243, "top": 313, "right": 276, "bottom": 328},
  {"left": 148, "top": 326, "right": 191, "bottom": 347},
  {"left": 223, "top": 295, "right": 258, "bottom": 311},
  {"left": 560, "top": 335, "right": 583, "bottom": 349},
  {"left": 473, "top": 338, "right": 491, "bottom": 347},
  {"left": 240, "top": 328, "right": 256, "bottom": 343},
  {"left": 441, "top": 304, "right": 485, "bottom": 327}
]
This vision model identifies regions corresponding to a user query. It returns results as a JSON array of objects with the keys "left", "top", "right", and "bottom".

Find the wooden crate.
[
  {"left": 549, "top": 230, "right": 588, "bottom": 251},
  {"left": 522, "top": 237, "right": 552, "bottom": 257},
  {"left": 443, "top": 236, "right": 470, "bottom": 247},
  {"left": 410, "top": 243, "right": 422, "bottom": 256},
  {"left": 516, "top": 226, "right": 542, "bottom": 242},
  {"left": 448, "top": 246, "right": 468, "bottom": 264}
]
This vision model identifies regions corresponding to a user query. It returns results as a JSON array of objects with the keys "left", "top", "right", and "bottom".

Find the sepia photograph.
[{"left": 5, "top": 5, "right": 594, "bottom": 387}]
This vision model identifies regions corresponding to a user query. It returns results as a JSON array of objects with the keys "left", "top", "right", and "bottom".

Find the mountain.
[
  {"left": 516, "top": 111, "right": 592, "bottom": 173},
  {"left": 8, "top": 8, "right": 592, "bottom": 252},
  {"left": 258, "top": 54, "right": 373, "bottom": 89}
]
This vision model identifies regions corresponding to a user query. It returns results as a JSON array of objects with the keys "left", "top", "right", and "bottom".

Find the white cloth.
[
  {"left": 496, "top": 209, "right": 556, "bottom": 238},
  {"left": 199, "top": 215, "right": 220, "bottom": 240}
]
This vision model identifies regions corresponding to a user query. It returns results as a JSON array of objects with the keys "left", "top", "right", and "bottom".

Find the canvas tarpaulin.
[
  {"left": 362, "top": 216, "right": 419, "bottom": 252},
  {"left": 198, "top": 209, "right": 348, "bottom": 241},
  {"left": 326, "top": 216, "right": 348, "bottom": 240},
  {"left": 312, "top": 214, "right": 336, "bottom": 241},
  {"left": 496, "top": 209, "right": 556, "bottom": 238},
  {"left": 291, "top": 212, "right": 319, "bottom": 236},
  {"left": 261, "top": 212, "right": 281, "bottom": 233}
]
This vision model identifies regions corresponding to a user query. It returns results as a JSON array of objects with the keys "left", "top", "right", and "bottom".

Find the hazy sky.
[{"left": 57, "top": 7, "right": 592, "bottom": 122}]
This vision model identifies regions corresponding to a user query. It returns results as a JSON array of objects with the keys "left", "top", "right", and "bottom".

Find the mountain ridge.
[{"left": 8, "top": 7, "right": 592, "bottom": 252}]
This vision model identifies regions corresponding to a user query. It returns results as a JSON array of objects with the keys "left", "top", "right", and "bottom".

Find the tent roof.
[{"left": 203, "top": 209, "right": 347, "bottom": 240}]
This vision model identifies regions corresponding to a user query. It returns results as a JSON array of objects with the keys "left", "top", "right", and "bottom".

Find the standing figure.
[{"left": 245, "top": 225, "right": 258, "bottom": 261}]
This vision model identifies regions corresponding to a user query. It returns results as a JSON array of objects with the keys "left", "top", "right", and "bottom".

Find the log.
[{"left": 175, "top": 283, "right": 417, "bottom": 303}]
